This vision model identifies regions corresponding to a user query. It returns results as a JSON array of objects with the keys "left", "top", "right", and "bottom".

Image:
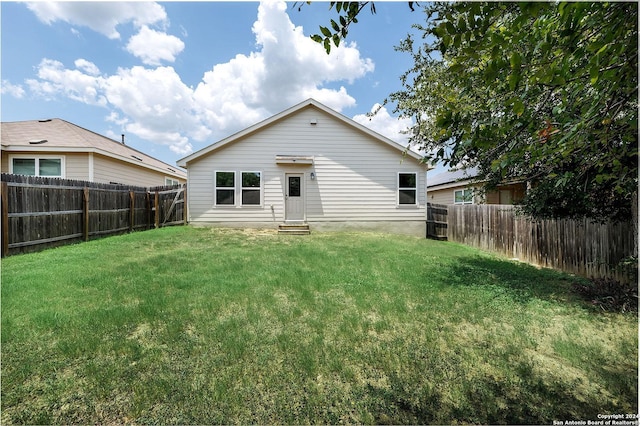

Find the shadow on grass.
[
  {"left": 365, "top": 349, "right": 636, "bottom": 425},
  {"left": 436, "top": 253, "right": 586, "bottom": 307}
]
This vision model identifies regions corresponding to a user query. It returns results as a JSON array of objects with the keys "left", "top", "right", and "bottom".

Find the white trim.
[
  {"left": 240, "top": 171, "right": 263, "bottom": 207},
  {"left": 214, "top": 170, "right": 236, "bottom": 206},
  {"left": 427, "top": 179, "right": 476, "bottom": 191},
  {"left": 284, "top": 172, "right": 306, "bottom": 222},
  {"left": 454, "top": 188, "right": 474, "bottom": 205},
  {"left": 165, "top": 176, "right": 180, "bottom": 186},
  {"left": 275, "top": 155, "right": 314, "bottom": 165},
  {"left": 8, "top": 154, "right": 66, "bottom": 178},
  {"left": 397, "top": 172, "right": 418, "bottom": 206},
  {"left": 88, "top": 152, "right": 94, "bottom": 181}
]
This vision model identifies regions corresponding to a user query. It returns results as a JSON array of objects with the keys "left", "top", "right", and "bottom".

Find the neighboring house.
[
  {"left": 177, "top": 98, "right": 429, "bottom": 236},
  {"left": 427, "top": 168, "right": 526, "bottom": 205},
  {"left": 1, "top": 118, "right": 186, "bottom": 187}
]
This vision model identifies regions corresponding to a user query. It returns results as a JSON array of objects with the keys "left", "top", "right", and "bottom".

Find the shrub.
[{"left": 572, "top": 277, "right": 638, "bottom": 313}]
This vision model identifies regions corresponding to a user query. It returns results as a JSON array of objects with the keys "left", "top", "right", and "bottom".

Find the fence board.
[
  {"left": 1, "top": 181, "right": 9, "bottom": 257},
  {"left": 426, "top": 202, "right": 448, "bottom": 240},
  {"left": 445, "top": 204, "right": 635, "bottom": 282},
  {"left": 1, "top": 174, "right": 186, "bottom": 256}
]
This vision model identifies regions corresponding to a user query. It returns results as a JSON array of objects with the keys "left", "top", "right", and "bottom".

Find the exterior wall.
[
  {"left": 2, "top": 153, "right": 9, "bottom": 174},
  {"left": 187, "top": 106, "right": 427, "bottom": 233},
  {"left": 92, "top": 154, "right": 185, "bottom": 187},
  {"left": 427, "top": 184, "right": 483, "bottom": 205},
  {"left": 65, "top": 153, "right": 90, "bottom": 180},
  {"left": 2, "top": 151, "right": 184, "bottom": 186},
  {"left": 428, "top": 187, "right": 458, "bottom": 205},
  {"left": 428, "top": 182, "right": 525, "bottom": 205},
  {"left": 1, "top": 151, "right": 89, "bottom": 180}
]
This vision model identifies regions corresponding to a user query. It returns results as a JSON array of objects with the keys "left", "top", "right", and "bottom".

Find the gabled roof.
[
  {"left": 1, "top": 118, "right": 186, "bottom": 179},
  {"left": 177, "top": 98, "right": 425, "bottom": 167},
  {"left": 427, "top": 167, "right": 479, "bottom": 188}
]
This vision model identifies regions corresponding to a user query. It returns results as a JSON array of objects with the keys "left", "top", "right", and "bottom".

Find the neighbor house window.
[
  {"left": 454, "top": 188, "right": 474, "bottom": 204},
  {"left": 165, "top": 177, "right": 180, "bottom": 186},
  {"left": 241, "top": 172, "right": 261, "bottom": 205},
  {"left": 398, "top": 172, "right": 417, "bottom": 205},
  {"left": 11, "top": 156, "right": 63, "bottom": 177},
  {"left": 215, "top": 171, "right": 235, "bottom": 205}
]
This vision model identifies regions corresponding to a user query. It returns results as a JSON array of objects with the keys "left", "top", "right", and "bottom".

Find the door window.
[{"left": 289, "top": 176, "right": 301, "bottom": 197}]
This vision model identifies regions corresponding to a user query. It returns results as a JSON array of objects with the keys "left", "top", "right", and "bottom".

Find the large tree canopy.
[{"left": 314, "top": 2, "right": 638, "bottom": 222}]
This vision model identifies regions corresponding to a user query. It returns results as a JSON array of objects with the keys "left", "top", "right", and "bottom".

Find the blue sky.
[{"left": 2, "top": 1, "right": 437, "bottom": 170}]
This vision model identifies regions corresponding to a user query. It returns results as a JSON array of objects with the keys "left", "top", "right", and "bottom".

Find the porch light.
[{"left": 310, "top": 172, "right": 316, "bottom": 180}]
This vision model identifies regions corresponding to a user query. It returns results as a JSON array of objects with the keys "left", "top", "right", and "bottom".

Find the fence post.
[
  {"left": 154, "top": 190, "right": 160, "bottom": 229},
  {"left": 83, "top": 187, "right": 90, "bottom": 241},
  {"left": 183, "top": 186, "right": 188, "bottom": 225},
  {"left": 1, "top": 181, "right": 9, "bottom": 257},
  {"left": 129, "top": 191, "right": 135, "bottom": 233}
]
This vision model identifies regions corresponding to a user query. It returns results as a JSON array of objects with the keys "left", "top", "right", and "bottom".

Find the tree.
[
  {"left": 312, "top": 2, "right": 638, "bottom": 222},
  {"left": 304, "top": 2, "right": 417, "bottom": 54}
]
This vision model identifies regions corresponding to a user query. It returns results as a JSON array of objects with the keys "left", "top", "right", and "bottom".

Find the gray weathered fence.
[
  {"left": 1, "top": 174, "right": 186, "bottom": 257},
  {"left": 428, "top": 203, "right": 635, "bottom": 282},
  {"left": 426, "top": 202, "right": 448, "bottom": 240}
]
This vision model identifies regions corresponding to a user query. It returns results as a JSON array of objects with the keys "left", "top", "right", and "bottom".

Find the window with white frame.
[
  {"left": 215, "top": 171, "right": 235, "bottom": 205},
  {"left": 454, "top": 188, "right": 474, "bottom": 204},
  {"left": 398, "top": 172, "right": 417, "bottom": 205},
  {"left": 165, "top": 177, "right": 180, "bottom": 186},
  {"left": 11, "top": 156, "right": 64, "bottom": 177},
  {"left": 241, "top": 172, "right": 261, "bottom": 205}
]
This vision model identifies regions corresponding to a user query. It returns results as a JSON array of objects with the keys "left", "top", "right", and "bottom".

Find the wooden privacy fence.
[
  {"left": 426, "top": 202, "right": 448, "bottom": 240},
  {"left": 428, "top": 203, "right": 635, "bottom": 282},
  {"left": 1, "top": 174, "right": 186, "bottom": 257}
]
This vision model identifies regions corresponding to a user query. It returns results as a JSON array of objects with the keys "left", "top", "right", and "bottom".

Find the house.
[
  {"left": 1, "top": 118, "right": 186, "bottom": 187},
  {"left": 427, "top": 167, "right": 526, "bottom": 205},
  {"left": 177, "top": 99, "right": 429, "bottom": 236}
]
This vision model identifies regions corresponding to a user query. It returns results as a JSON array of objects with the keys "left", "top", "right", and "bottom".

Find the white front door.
[{"left": 285, "top": 173, "right": 304, "bottom": 222}]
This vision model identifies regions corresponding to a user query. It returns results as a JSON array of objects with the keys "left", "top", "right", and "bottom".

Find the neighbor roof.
[
  {"left": 427, "top": 167, "right": 479, "bottom": 188},
  {"left": 177, "top": 98, "right": 425, "bottom": 167},
  {"left": 1, "top": 118, "right": 186, "bottom": 179}
]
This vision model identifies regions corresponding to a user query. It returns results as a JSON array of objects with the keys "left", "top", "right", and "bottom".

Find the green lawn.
[{"left": 1, "top": 227, "right": 637, "bottom": 424}]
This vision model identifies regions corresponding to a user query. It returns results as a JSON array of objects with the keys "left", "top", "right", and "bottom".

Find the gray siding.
[{"left": 187, "top": 106, "right": 427, "bottom": 227}]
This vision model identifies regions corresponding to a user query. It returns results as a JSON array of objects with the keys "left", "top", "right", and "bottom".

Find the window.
[
  {"left": 241, "top": 172, "right": 261, "bottom": 205},
  {"left": 288, "top": 176, "right": 301, "bottom": 197},
  {"left": 165, "top": 177, "right": 180, "bottom": 186},
  {"left": 11, "top": 156, "right": 63, "bottom": 177},
  {"left": 398, "top": 172, "right": 417, "bottom": 205},
  {"left": 215, "top": 171, "right": 235, "bottom": 205},
  {"left": 454, "top": 188, "right": 474, "bottom": 204},
  {"left": 12, "top": 158, "right": 35, "bottom": 175}
]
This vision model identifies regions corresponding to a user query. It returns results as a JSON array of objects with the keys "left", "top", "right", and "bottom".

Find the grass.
[{"left": 1, "top": 226, "right": 637, "bottom": 424}]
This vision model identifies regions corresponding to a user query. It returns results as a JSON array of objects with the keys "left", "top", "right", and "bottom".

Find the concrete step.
[{"left": 278, "top": 223, "right": 310, "bottom": 235}]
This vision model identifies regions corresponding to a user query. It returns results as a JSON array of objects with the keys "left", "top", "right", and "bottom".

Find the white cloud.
[
  {"left": 22, "top": 1, "right": 379, "bottom": 157},
  {"left": 102, "top": 66, "right": 209, "bottom": 150},
  {"left": 352, "top": 103, "right": 415, "bottom": 149},
  {"left": 126, "top": 26, "right": 185, "bottom": 66},
  {"left": 1, "top": 80, "right": 26, "bottom": 99},
  {"left": 27, "top": 59, "right": 107, "bottom": 106},
  {"left": 74, "top": 59, "right": 101, "bottom": 76},
  {"left": 26, "top": 2, "right": 167, "bottom": 39},
  {"left": 105, "top": 111, "right": 129, "bottom": 128},
  {"left": 125, "top": 122, "right": 193, "bottom": 156},
  {"left": 192, "top": 1, "right": 374, "bottom": 133}
]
